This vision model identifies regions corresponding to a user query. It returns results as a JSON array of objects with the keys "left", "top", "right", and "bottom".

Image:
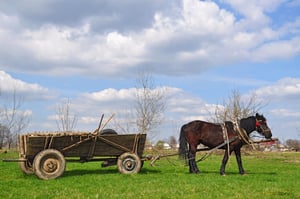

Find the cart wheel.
[
  {"left": 33, "top": 149, "right": 66, "bottom": 180},
  {"left": 18, "top": 159, "right": 34, "bottom": 174},
  {"left": 117, "top": 152, "right": 141, "bottom": 174}
]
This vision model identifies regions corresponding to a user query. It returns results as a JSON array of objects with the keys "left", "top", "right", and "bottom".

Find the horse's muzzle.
[{"left": 264, "top": 129, "right": 272, "bottom": 139}]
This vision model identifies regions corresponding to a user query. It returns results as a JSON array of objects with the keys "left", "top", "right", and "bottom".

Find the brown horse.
[{"left": 179, "top": 113, "right": 272, "bottom": 175}]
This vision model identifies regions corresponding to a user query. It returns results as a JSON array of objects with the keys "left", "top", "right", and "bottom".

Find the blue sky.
[{"left": 0, "top": 0, "right": 300, "bottom": 142}]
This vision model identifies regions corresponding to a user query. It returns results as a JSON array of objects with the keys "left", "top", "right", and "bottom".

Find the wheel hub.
[
  {"left": 123, "top": 158, "right": 136, "bottom": 171},
  {"left": 43, "top": 158, "right": 58, "bottom": 173}
]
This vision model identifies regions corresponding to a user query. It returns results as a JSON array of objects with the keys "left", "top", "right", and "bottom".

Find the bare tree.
[
  {"left": 286, "top": 139, "right": 300, "bottom": 151},
  {"left": 56, "top": 98, "right": 77, "bottom": 132},
  {"left": 112, "top": 110, "right": 135, "bottom": 134},
  {"left": 135, "top": 72, "right": 166, "bottom": 139},
  {"left": 0, "top": 125, "right": 10, "bottom": 149},
  {"left": 214, "top": 90, "right": 265, "bottom": 122},
  {"left": 168, "top": 135, "right": 178, "bottom": 149},
  {"left": 0, "top": 89, "right": 30, "bottom": 148}
]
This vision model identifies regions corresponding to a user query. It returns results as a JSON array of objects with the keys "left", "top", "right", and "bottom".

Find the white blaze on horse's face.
[{"left": 255, "top": 114, "right": 272, "bottom": 139}]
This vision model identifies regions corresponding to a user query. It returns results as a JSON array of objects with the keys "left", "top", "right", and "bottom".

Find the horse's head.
[{"left": 255, "top": 113, "right": 272, "bottom": 139}]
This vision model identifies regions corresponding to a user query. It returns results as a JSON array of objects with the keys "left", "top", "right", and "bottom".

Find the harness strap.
[
  {"left": 196, "top": 124, "right": 236, "bottom": 162},
  {"left": 196, "top": 136, "right": 237, "bottom": 162},
  {"left": 234, "top": 121, "right": 256, "bottom": 149},
  {"left": 221, "top": 123, "right": 230, "bottom": 161}
]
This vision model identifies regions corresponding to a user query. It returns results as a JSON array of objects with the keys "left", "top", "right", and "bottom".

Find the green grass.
[{"left": 1, "top": 151, "right": 299, "bottom": 199}]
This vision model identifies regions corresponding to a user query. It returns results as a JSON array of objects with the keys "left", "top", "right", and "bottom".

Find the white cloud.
[
  {"left": 21, "top": 24, "right": 84, "bottom": 61},
  {"left": 256, "top": 77, "right": 300, "bottom": 100},
  {"left": 62, "top": 86, "right": 213, "bottom": 133},
  {"left": 15, "top": 24, "right": 146, "bottom": 76},
  {"left": 0, "top": 70, "right": 53, "bottom": 100},
  {"left": 1, "top": 0, "right": 299, "bottom": 141},
  {"left": 252, "top": 77, "right": 300, "bottom": 140},
  {"left": 222, "top": 0, "right": 283, "bottom": 27},
  {"left": 181, "top": 0, "right": 235, "bottom": 34},
  {"left": 1, "top": 0, "right": 298, "bottom": 77},
  {"left": 0, "top": 12, "right": 20, "bottom": 31},
  {"left": 81, "top": 88, "right": 136, "bottom": 102},
  {"left": 252, "top": 37, "right": 300, "bottom": 61},
  {"left": 270, "top": 108, "right": 300, "bottom": 117},
  {"left": 81, "top": 86, "right": 183, "bottom": 103}
]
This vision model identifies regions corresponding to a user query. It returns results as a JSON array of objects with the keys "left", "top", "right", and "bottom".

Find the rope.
[
  {"left": 132, "top": 134, "right": 140, "bottom": 154},
  {"left": 221, "top": 123, "right": 230, "bottom": 160},
  {"left": 197, "top": 152, "right": 212, "bottom": 162},
  {"left": 234, "top": 121, "right": 256, "bottom": 150},
  {"left": 196, "top": 136, "right": 237, "bottom": 162},
  {"left": 150, "top": 150, "right": 180, "bottom": 166},
  {"left": 197, "top": 124, "right": 232, "bottom": 163}
]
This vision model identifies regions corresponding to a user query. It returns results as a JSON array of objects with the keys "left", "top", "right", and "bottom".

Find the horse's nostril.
[{"left": 265, "top": 131, "right": 272, "bottom": 139}]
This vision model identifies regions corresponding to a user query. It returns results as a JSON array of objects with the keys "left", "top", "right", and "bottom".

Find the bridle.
[{"left": 255, "top": 119, "right": 270, "bottom": 134}]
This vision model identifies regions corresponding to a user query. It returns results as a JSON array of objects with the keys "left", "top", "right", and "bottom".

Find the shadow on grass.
[
  {"left": 244, "top": 171, "right": 277, "bottom": 175},
  {"left": 199, "top": 170, "right": 277, "bottom": 176},
  {"left": 62, "top": 167, "right": 161, "bottom": 178}
]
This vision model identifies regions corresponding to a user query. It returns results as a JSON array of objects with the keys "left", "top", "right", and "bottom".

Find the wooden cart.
[{"left": 16, "top": 130, "right": 146, "bottom": 180}]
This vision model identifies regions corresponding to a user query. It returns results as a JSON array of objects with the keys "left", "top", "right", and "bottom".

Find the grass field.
[{"left": 1, "top": 151, "right": 299, "bottom": 199}]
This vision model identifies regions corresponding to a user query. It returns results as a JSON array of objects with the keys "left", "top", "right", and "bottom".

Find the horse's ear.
[{"left": 255, "top": 113, "right": 259, "bottom": 118}]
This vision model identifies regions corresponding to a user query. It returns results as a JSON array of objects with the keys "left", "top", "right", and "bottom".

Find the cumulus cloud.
[
  {"left": 255, "top": 77, "right": 300, "bottom": 100},
  {"left": 0, "top": 70, "right": 54, "bottom": 100},
  {"left": 81, "top": 87, "right": 136, "bottom": 102},
  {"left": 70, "top": 86, "right": 213, "bottom": 133},
  {"left": 0, "top": 0, "right": 299, "bottom": 77},
  {"left": 1, "top": 0, "right": 299, "bottom": 141},
  {"left": 253, "top": 77, "right": 300, "bottom": 139},
  {"left": 222, "top": 0, "right": 284, "bottom": 29}
]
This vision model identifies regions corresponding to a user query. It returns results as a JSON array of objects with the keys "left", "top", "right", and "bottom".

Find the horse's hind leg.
[{"left": 188, "top": 146, "right": 200, "bottom": 174}]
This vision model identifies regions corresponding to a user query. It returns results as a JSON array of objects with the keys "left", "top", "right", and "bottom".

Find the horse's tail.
[{"left": 179, "top": 125, "right": 188, "bottom": 160}]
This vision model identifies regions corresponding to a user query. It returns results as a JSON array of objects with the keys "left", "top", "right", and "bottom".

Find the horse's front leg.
[
  {"left": 220, "top": 149, "right": 230, "bottom": 176},
  {"left": 188, "top": 145, "right": 200, "bottom": 174},
  {"left": 234, "top": 148, "right": 245, "bottom": 175}
]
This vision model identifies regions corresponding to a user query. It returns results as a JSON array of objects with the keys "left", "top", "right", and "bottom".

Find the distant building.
[{"left": 163, "top": 142, "right": 171, "bottom": 150}]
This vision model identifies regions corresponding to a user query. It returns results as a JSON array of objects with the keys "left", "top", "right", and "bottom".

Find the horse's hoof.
[
  {"left": 190, "top": 171, "right": 200, "bottom": 174},
  {"left": 220, "top": 173, "right": 226, "bottom": 176}
]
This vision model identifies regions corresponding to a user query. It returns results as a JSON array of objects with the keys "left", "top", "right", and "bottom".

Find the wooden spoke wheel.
[
  {"left": 33, "top": 149, "right": 66, "bottom": 180},
  {"left": 117, "top": 152, "right": 142, "bottom": 174}
]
